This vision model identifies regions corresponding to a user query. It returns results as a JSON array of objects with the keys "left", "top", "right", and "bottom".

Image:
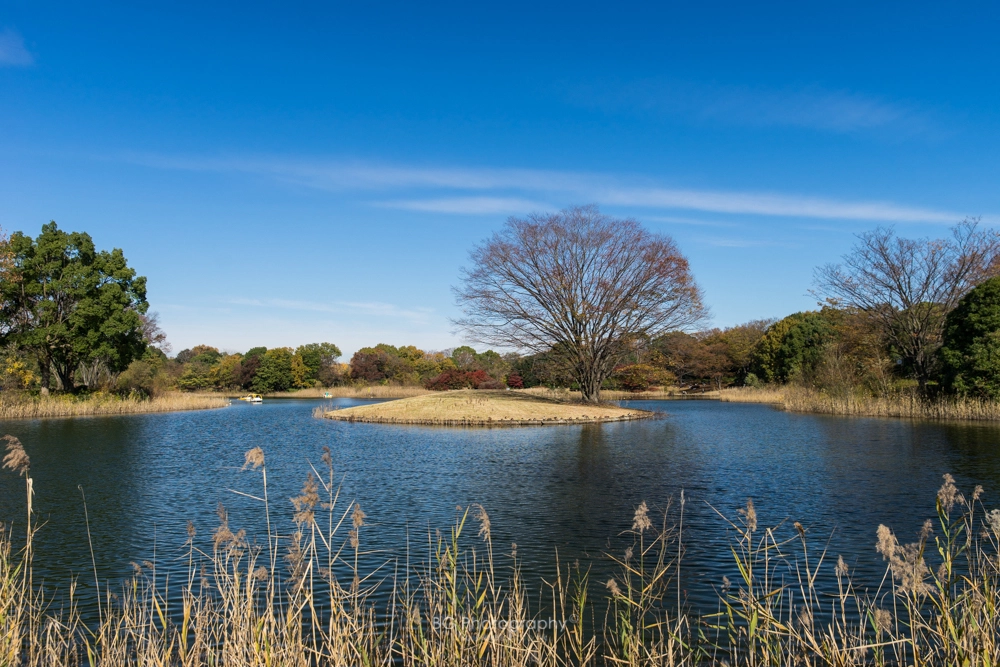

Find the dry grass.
[
  {"left": 0, "top": 392, "right": 229, "bottom": 420},
  {"left": 265, "top": 385, "right": 431, "bottom": 399},
  {"left": 720, "top": 385, "right": 1000, "bottom": 421},
  {"left": 3, "top": 446, "right": 1000, "bottom": 666},
  {"left": 319, "top": 389, "right": 654, "bottom": 425},
  {"left": 718, "top": 386, "right": 788, "bottom": 404}
]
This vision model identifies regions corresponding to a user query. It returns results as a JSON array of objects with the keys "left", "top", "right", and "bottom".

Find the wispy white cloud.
[
  {"left": 120, "top": 152, "right": 971, "bottom": 224},
  {"left": 641, "top": 214, "right": 741, "bottom": 228},
  {"left": 568, "top": 79, "right": 932, "bottom": 135},
  {"left": 700, "top": 86, "right": 920, "bottom": 133},
  {"left": 0, "top": 28, "right": 33, "bottom": 67},
  {"left": 229, "top": 297, "right": 434, "bottom": 324},
  {"left": 591, "top": 185, "right": 957, "bottom": 223},
  {"left": 698, "top": 236, "right": 799, "bottom": 248},
  {"left": 377, "top": 196, "right": 552, "bottom": 215}
]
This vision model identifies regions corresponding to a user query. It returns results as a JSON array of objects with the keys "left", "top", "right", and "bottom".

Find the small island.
[{"left": 321, "top": 389, "right": 654, "bottom": 426}]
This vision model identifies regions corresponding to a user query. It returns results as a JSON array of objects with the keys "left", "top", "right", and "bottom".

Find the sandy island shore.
[{"left": 320, "top": 389, "right": 655, "bottom": 426}]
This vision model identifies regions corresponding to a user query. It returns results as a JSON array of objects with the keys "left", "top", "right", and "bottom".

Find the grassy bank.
[
  {"left": 1, "top": 441, "right": 997, "bottom": 666},
  {"left": 720, "top": 385, "right": 1000, "bottom": 421},
  {"left": 0, "top": 392, "right": 229, "bottom": 419},
  {"left": 319, "top": 389, "right": 653, "bottom": 425}
]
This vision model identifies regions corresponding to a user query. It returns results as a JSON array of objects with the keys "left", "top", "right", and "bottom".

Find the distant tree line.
[{"left": 6, "top": 216, "right": 1000, "bottom": 403}]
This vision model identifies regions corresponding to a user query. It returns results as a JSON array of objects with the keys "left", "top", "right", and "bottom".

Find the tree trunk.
[
  {"left": 578, "top": 367, "right": 603, "bottom": 403},
  {"left": 39, "top": 357, "right": 50, "bottom": 396},
  {"left": 55, "top": 363, "right": 75, "bottom": 393}
]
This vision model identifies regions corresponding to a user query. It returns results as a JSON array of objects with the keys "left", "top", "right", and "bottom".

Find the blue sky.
[{"left": 2, "top": 2, "right": 998, "bottom": 356}]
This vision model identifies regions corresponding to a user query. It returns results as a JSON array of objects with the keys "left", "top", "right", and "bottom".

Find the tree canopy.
[
  {"left": 939, "top": 277, "right": 1000, "bottom": 399},
  {"left": 0, "top": 222, "right": 149, "bottom": 391},
  {"left": 455, "top": 205, "right": 705, "bottom": 402}
]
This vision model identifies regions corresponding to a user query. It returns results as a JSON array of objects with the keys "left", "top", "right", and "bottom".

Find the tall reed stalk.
[{"left": 3, "top": 438, "right": 1000, "bottom": 665}]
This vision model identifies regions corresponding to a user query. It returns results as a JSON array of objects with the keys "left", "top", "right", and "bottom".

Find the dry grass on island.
[
  {"left": 0, "top": 392, "right": 229, "bottom": 419},
  {"left": 319, "top": 389, "right": 654, "bottom": 425}
]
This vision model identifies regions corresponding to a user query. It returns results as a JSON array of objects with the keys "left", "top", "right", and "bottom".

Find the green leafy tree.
[
  {"left": 939, "top": 277, "right": 1000, "bottom": 399},
  {"left": 295, "top": 342, "right": 342, "bottom": 383},
  {"left": 750, "top": 312, "right": 834, "bottom": 384},
  {"left": 252, "top": 347, "right": 295, "bottom": 393},
  {"left": 0, "top": 222, "right": 148, "bottom": 392}
]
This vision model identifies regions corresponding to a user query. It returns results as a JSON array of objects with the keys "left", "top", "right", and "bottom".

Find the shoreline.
[{"left": 320, "top": 389, "right": 655, "bottom": 426}]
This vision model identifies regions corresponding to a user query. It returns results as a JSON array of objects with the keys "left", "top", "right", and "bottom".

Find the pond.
[{"left": 2, "top": 397, "right": 1000, "bottom": 621}]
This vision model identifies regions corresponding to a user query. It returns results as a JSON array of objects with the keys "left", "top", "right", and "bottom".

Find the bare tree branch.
[
  {"left": 454, "top": 205, "right": 707, "bottom": 402},
  {"left": 812, "top": 218, "right": 1000, "bottom": 389}
]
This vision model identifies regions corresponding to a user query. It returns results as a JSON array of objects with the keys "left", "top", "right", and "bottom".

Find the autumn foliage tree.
[{"left": 455, "top": 205, "right": 705, "bottom": 402}]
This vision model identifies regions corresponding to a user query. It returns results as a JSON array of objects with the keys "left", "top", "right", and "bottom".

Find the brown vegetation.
[
  {"left": 319, "top": 389, "right": 653, "bottom": 425},
  {"left": 720, "top": 385, "right": 1000, "bottom": 421},
  {"left": 0, "top": 392, "right": 228, "bottom": 419}
]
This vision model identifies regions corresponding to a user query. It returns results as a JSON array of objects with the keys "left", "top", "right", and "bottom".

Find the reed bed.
[
  {"left": 720, "top": 385, "right": 1000, "bottom": 421},
  {"left": 3, "top": 431, "right": 1000, "bottom": 665},
  {"left": 0, "top": 392, "right": 229, "bottom": 420},
  {"left": 718, "top": 387, "right": 788, "bottom": 404}
]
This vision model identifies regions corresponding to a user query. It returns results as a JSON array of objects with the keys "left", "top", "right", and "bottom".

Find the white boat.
[{"left": 239, "top": 394, "right": 263, "bottom": 403}]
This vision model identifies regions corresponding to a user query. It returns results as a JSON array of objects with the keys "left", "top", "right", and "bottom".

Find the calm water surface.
[{"left": 2, "top": 398, "right": 1000, "bottom": 619}]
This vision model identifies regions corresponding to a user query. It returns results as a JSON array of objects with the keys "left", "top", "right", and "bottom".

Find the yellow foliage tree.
[{"left": 291, "top": 352, "right": 311, "bottom": 388}]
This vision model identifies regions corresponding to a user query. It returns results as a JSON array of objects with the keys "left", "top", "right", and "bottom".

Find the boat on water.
[{"left": 239, "top": 394, "right": 263, "bottom": 403}]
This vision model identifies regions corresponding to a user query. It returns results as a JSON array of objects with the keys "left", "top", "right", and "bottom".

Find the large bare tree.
[
  {"left": 454, "top": 205, "right": 706, "bottom": 402},
  {"left": 813, "top": 219, "right": 1000, "bottom": 390}
]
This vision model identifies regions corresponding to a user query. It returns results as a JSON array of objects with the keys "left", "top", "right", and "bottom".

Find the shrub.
[
  {"left": 116, "top": 359, "right": 157, "bottom": 396},
  {"left": 424, "top": 369, "right": 499, "bottom": 390},
  {"left": 750, "top": 311, "right": 834, "bottom": 383},
  {"left": 506, "top": 373, "right": 524, "bottom": 389}
]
